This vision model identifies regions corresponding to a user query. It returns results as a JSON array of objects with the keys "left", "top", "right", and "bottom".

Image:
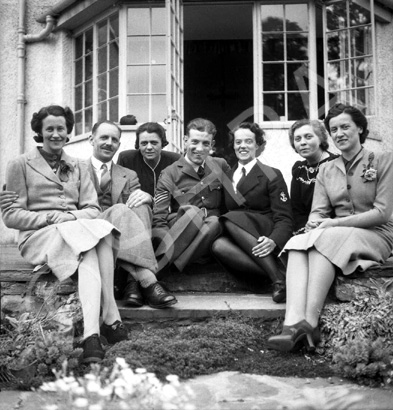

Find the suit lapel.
[
  {"left": 237, "top": 163, "right": 262, "bottom": 196},
  {"left": 179, "top": 156, "right": 199, "bottom": 180},
  {"left": 111, "top": 164, "right": 128, "bottom": 204},
  {"left": 26, "top": 148, "right": 62, "bottom": 186},
  {"left": 87, "top": 160, "right": 100, "bottom": 192}
]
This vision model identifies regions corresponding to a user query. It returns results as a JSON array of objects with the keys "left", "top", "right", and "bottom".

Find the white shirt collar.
[
  {"left": 91, "top": 156, "right": 113, "bottom": 172},
  {"left": 237, "top": 158, "right": 257, "bottom": 175}
]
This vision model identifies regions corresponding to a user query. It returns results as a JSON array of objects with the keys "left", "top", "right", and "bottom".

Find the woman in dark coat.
[
  {"left": 289, "top": 119, "right": 338, "bottom": 233},
  {"left": 212, "top": 122, "right": 293, "bottom": 303}
]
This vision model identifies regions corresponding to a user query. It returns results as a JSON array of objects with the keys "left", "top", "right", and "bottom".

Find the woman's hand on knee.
[
  {"left": 252, "top": 236, "right": 276, "bottom": 257},
  {"left": 46, "top": 211, "right": 75, "bottom": 225}
]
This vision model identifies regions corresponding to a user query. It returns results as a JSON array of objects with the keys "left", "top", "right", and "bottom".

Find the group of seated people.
[{"left": 1, "top": 103, "right": 393, "bottom": 363}]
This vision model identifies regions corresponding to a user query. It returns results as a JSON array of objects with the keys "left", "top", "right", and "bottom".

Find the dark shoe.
[
  {"left": 272, "top": 281, "right": 286, "bottom": 303},
  {"left": 141, "top": 282, "right": 177, "bottom": 309},
  {"left": 100, "top": 320, "right": 129, "bottom": 345},
  {"left": 307, "top": 326, "right": 321, "bottom": 353},
  {"left": 267, "top": 320, "right": 314, "bottom": 352},
  {"left": 81, "top": 334, "right": 105, "bottom": 363},
  {"left": 123, "top": 279, "right": 144, "bottom": 307}
]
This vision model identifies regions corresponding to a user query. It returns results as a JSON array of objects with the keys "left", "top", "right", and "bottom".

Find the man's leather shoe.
[
  {"left": 141, "top": 282, "right": 177, "bottom": 309},
  {"left": 123, "top": 280, "right": 144, "bottom": 307},
  {"left": 100, "top": 320, "right": 129, "bottom": 345}
]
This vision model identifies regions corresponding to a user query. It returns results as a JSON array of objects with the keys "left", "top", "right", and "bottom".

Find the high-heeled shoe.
[
  {"left": 306, "top": 326, "right": 321, "bottom": 353},
  {"left": 272, "top": 281, "right": 286, "bottom": 303},
  {"left": 267, "top": 320, "right": 314, "bottom": 352}
]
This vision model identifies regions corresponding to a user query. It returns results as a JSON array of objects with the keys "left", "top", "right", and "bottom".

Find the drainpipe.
[{"left": 17, "top": 0, "right": 55, "bottom": 154}]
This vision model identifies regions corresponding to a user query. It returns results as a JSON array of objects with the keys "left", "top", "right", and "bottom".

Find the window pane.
[
  {"left": 75, "top": 111, "right": 82, "bottom": 135},
  {"left": 85, "top": 108, "right": 92, "bottom": 133},
  {"left": 332, "top": 90, "right": 351, "bottom": 105},
  {"left": 109, "top": 97, "right": 119, "bottom": 122},
  {"left": 353, "top": 87, "right": 374, "bottom": 115},
  {"left": 350, "top": 26, "right": 371, "bottom": 57},
  {"left": 288, "top": 63, "right": 309, "bottom": 91},
  {"left": 326, "top": 2, "right": 347, "bottom": 31},
  {"left": 109, "top": 41, "right": 119, "bottom": 69},
  {"left": 85, "top": 28, "right": 93, "bottom": 53},
  {"left": 109, "top": 14, "right": 119, "bottom": 40},
  {"left": 288, "top": 93, "right": 308, "bottom": 120},
  {"left": 327, "top": 60, "right": 350, "bottom": 91},
  {"left": 263, "top": 94, "right": 284, "bottom": 121},
  {"left": 109, "top": 68, "right": 119, "bottom": 98},
  {"left": 351, "top": 57, "right": 373, "bottom": 88},
  {"left": 285, "top": 4, "right": 308, "bottom": 31},
  {"left": 98, "top": 46, "right": 107, "bottom": 74},
  {"left": 152, "top": 95, "right": 166, "bottom": 122},
  {"left": 75, "top": 86, "right": 83, "bottom": 110},
  {"left": 75, "top": 59, "right": 83, "bottom": 84},
  {"left": 152, "top": 8, "right": 166, "bottom": 35},
  {"left": 85, "top": 54, "right": 93, "bottom": 80},
  {"left": 128, "top": 8, "right": 150, "bottom": 35},
  {"left": 98, "top": 20, "right": 107, "bottom": 47},
  {"left": 128, "top": 37, "right": 150, "bottom": 64},
  {"left": 85, "top": 80, "right": 93, "bottom": 106},
  {"left": 98, "top": 74, "right": 107, "bottom": 102},
  {"left": 127, "top": 66, "right": 149, "bottom": 93},
  {"left": 97, "top": 102, "right": 107, "bottom": 122},
  {"left": 349, "top": 1, "right": 371, "bottom": 27},
  {"left": 327, "top": 31, "right": 349, "bottom": 61},
  {"left": 263, "top": 64, "right": 284, "bottom": 91},
  {"left": 152, "top": 65, "right": 166, "bottom": 93},
  {"left": 261, "top": 5, "right": 283, "bottom": 31},
  {"left": 127, "top": 95, "right": 149, "bottom": 122},
  {"left": 262, "top": 34, "right": 284, "bottom": 61},
  {"left": 151, "top": 37, "right": 166, "bottom": 64},
  {"left": 287, "top": 33, "right": 308, "bottom": 60},
  {"left": 75, "top": 35, "right": 83, "bottom": 59}
]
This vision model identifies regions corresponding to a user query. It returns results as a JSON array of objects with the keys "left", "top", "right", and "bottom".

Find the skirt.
[
  {"left": 20, "top": 219, "right": 119, "bottom": 282},
  {"left": 281, "top": 226, "right": 393, "bottom": 275}
]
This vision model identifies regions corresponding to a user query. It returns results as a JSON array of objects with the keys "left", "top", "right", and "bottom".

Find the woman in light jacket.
[
  {"left": 2, "top": 105, "right": 128, "bottom": 363},
  {"left": 267, "top": 104, "right": 393, "bottom": 353}
]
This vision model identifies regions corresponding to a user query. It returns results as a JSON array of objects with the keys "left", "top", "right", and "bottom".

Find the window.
[
  {"left": 257, "top": 3, "right": 311, "bottom": 122},
  {"left": 324, "top": 0, "right": 375, "bottom": 114},
  {"left": 74, "top": 14, "right": 119, "bottom": 135},
  {"left": 126, "top": 7, "right": 167, "bottom": 123}
]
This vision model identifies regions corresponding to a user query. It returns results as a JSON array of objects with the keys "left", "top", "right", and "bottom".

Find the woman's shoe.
[
  {"left": 272, "top": 281, "right": 286, "bottom": 303},
  {"left": 267, "top": 320, "right": 314, "bottom": 352},
  {"left": 306, "top": 326, "right": 321, "bottom": 353}
]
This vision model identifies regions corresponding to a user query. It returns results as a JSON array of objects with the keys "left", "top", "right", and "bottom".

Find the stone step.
[{"left": 118, "top": 292, "right": 285, "bottom": 326}]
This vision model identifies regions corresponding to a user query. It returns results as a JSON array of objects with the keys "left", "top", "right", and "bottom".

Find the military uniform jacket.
[{"left": 153, "top": 155, "right": 231, "bottom": 230}]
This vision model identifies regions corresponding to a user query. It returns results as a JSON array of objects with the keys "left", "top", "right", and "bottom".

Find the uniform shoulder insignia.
[{"left": 280, "top": 191, "right": 288, "bottom": 202}]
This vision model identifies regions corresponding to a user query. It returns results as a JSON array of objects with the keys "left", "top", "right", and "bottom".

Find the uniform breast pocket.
[{"left": 208, "top": 181, "right": 222, "bottom": 192}]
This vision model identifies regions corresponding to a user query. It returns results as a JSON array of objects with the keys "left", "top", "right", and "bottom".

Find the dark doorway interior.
[{"left": 184, "top": 4, "right": 253, "bottom": 165}]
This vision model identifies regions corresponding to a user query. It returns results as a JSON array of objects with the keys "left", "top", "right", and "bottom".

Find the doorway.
[{"left": 184, "top": 4, "right": 253, "bottom": 164}]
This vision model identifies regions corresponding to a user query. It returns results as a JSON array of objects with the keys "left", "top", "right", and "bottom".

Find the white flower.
[
  {"left": 166, "top": 375, "right": 180, "bottom": 385},
  {"left": 88, "top": 404, "right": 103, "bottom": 410},
  {"left": 86, "top": 380, "right": 101, "bottom": 393},
  {"left": 115, "top": 357, "right": 128, "bottom": 368},
  {"left": 135, "top": 368, "right": 147, "bottom": 374},
  {"left": 43, "top": 405, "right": 58, "bottom": 410},
  {"left": 73, "top": 397, "right": 89, "bottom": 408}
]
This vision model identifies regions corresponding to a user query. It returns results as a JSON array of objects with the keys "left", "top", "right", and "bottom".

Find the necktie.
[
  {"left": 100, "top": 163, "right": 111, "bottom": 191},
  {"left": 197, "top": 165, "right": 205, "bottom": 179},
  {"left": 237, "top": 167, "right": 246, "bottom": 189}
]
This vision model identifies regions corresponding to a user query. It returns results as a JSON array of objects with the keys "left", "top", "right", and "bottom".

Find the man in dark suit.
[
  {"left": 87, "top": 121, "right": 176, "bottom": 309},
  {"left": 117, "top": 122, "right": 181, "bottom": 197},
  {"left": 152, "top": 118, "right": 232, "bottom": 272}
]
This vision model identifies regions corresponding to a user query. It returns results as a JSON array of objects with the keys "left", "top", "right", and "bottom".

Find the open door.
[{"left": 166, "top": 0, "right": 184, "bottom": 152}]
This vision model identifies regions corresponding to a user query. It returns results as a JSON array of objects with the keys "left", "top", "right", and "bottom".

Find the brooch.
[
  {"left": 360, "top": 152, "right": 377, "bottom": 183},
  {"left": 59, "top": 160, "right": 74, "bottom": 182}
]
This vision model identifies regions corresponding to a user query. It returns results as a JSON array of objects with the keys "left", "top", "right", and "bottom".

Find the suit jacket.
[
  {"left": 153, "top": 155, "right": 231, "bottom": 230},
  {"left": 86, "top": 160, "right": 141, "bottom": 206},
  {"left": 117, "top": 149, "right": 181, "bottom": 196},
  {"left": 225, "top": 160, "right": 293, "bottom": 250},
  {"left": 3, "top": 148, "right": 100, "bottom": 245},
  {"left": 310, "top": 149, "right": 393, "bottom": 227}
]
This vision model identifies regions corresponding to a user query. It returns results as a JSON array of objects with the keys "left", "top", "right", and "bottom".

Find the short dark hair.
[
  {"left": 186, "top": 118, "right": 217, "bottom": 138},
  {"left": 288, "top": 119, "right": 329, "bottom": 152},
  {"left": 31, "top": 105, "right": 74, "bottom": 143},
  {"left": 119, "top": 115, "right": 137, "bottom": 125},
  {"left": 135, "top": 122, "right": 168, "bottom": 149},
  {"left": 229, "top": 122, "right": 266, "bottom": 148},
  {"left": 324, "top": 103, "right": 369, "bottom": 143},
  {"left": 91, "top": 120, "right": 122, "bottom": 137}
]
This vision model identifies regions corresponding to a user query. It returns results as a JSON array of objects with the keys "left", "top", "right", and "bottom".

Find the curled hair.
[
  {"left": 92, "top": 120, "right": 122, "bottom": 137},
  {"left": 135, "top": 122, "right": 168, "bottom": 149},
  {"left": 186, "top": 118, "right": 217, "bottom": 138},
  {"left": 324, "top": 103, "right": 369, "bottom": 143},
  {"left": 229, "top": 122, "right": 266, "bottom": 148},
  {"left": 31, "top": 105, "right": 74, "bottom": 143},
  {"left": 288, "top": 119, "right": 329, "bottom": 152}
]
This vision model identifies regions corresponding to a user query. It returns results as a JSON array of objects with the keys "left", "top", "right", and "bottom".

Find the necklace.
[{"left": 297, "top": 152, "right": 326, "bottom": 185}]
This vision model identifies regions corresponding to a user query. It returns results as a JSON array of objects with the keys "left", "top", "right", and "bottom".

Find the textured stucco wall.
[{"left": 0, "top": 0, "right": 73, "bottom": 244}]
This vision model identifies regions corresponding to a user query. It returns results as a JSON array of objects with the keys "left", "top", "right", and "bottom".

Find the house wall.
[{"left": 1, "top": 1, "right": 393, "bottom": 246}]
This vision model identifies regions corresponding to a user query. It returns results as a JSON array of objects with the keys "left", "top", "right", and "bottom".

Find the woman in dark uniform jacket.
[
  {"left": 289, "top": 119, "right": 338, "bottom": 233},
  {"left": 212, "top": 122, "right": 293, "bottom": 303}
]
